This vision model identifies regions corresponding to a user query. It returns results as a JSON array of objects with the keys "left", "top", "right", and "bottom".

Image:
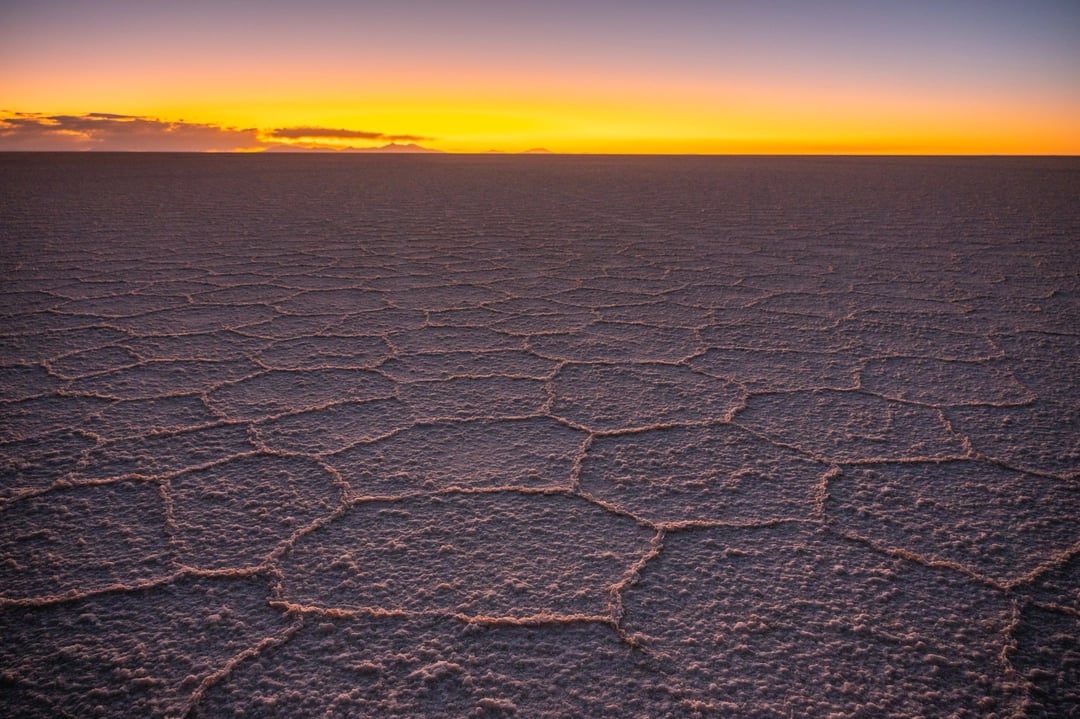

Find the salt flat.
[{"left": 1, "top": 154, "right": 1077, "bottom": 717}]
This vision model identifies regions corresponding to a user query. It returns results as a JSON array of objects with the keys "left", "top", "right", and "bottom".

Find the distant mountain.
[
  {"left": 357, "top": 142, "right": 443, "bottom": 153},
  {"left": 263, "top": 142, "right": 442, "bottom": 153},
  {"left": 263, "top": 144, "right": 331, "bottom": 153},
  {"left": 522, "top": 147, "right": 554, "bottom": 154}
]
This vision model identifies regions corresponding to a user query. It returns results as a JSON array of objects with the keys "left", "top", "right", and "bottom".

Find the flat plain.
[{"left": 1, "top": 153, "right": 1077, "bottom": 717}]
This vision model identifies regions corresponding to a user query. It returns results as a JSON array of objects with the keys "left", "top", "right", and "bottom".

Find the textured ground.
[{"left": 1, "top": 154, "right": 1078, "bottom": 717}]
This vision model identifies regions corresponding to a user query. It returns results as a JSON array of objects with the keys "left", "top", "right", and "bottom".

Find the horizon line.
[{"left": 2, "top": 150, "right": 1078, "bottom": 158}]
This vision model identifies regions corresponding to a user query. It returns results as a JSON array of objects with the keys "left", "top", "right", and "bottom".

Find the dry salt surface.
[{"left": 1, "top": 153, "right": 1078, "bottom": 718}]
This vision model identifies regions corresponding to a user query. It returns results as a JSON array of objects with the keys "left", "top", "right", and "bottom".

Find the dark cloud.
[
  {"left": 0, "top": 114, "right": 434, "bottom": 151},
  {"left": 270, "top": 126, "right": 383, "bottom": 140},
  {"left": 0, "top": 116, "right": 52, "bottom": 129},
  {"left": 270, "top": 126, "right": 431, "bottom": 142},
  {"left": 382, "top": 133, "right": 430, "bottom": 142},
  {"left": 0, "top": 112, "right": 262, "bottom": 151}
]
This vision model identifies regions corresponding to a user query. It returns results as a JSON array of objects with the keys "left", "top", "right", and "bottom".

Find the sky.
[{"left": 1, "top": 0, "right": 1078, "bottom": 154}]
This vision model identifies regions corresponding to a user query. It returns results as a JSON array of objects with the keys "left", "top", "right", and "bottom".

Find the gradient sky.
[{"left": 2, "top": 0, "right": 1078, "bottom": 153}]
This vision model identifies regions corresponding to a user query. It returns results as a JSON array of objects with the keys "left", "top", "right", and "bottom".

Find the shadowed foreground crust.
[{"left": 1, "top": 154, "right": 1077, "bottom": 718}]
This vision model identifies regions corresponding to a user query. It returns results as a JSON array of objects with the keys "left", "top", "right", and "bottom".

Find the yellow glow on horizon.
[
  {"left": 161, "top": 76, "right": 1080, "bottom": 154},
  {"left": 3, "top": 68, "right": 1078, "bottom": 154}
]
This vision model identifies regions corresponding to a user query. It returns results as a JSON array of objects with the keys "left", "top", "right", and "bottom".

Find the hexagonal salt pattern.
[{"left": 2, "top": 155, "right": 1075, "bottom": 718}]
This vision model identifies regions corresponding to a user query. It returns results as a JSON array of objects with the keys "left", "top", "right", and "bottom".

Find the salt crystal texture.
[{"left": 1, "top": 154, "right": 1077, "bottom": 717}]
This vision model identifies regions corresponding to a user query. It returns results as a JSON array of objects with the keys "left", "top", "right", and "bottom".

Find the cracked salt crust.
[{"left": 1, "top": 154, "right": 1077, "bottom": 717}]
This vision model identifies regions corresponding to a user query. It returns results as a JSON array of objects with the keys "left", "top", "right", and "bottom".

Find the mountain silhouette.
[{"left": 264, "top": 142, "right": 442, "bottom": 153}]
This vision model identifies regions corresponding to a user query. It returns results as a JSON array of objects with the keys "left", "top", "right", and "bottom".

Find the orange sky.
[{"left": 2, "top": 1, "right": 1078, "bottom": 153}]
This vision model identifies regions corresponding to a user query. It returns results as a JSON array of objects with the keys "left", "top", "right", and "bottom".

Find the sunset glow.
[{"left": 2, "top": 0, "right": 1078, "bottom": 153}]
